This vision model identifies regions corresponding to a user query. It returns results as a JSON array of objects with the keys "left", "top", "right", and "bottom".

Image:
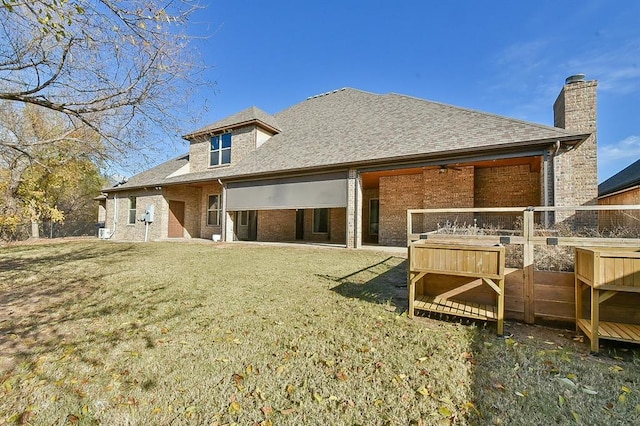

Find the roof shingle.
[{"left": 108, "top": 88, "right": 588, "bottom": 191}]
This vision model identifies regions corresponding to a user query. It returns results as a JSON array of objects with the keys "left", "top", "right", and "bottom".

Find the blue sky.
[{"left": 178, "top": 0, "right": 640, "bottom": 183}]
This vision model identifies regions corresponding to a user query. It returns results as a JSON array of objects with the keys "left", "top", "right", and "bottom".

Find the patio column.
[{"left": 346, "top": 169, "right": 362, "bottom": 248}]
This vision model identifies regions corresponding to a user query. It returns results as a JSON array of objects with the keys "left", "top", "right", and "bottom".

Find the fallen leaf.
[
  {"left": 228, "top": 401, "right": 242, "bottom": 415},
  {"left": 438, "top": 406, "right": 453, "bottom": 417},
  {"left": 313, "top": 392, "right": 323, "bottom": 403},
  {"left": 559, "top": 395, "right": 565, "bottom": 406},
  {"left": 261, "top": 406, "right": 273, "bottom": 416},
  {"left": 335, "top": 370, "right": 348, "bottom": 381},
  {"left": 515, "top": 391, "right": 526, "bottom": 397},
  {"left": 286, "top": 384, "right": 295, "bottom": 395},
  {"left": 571, "top": 411, "right": 580, "bottom": 422},
  {"left": 609, "top": 365, "right": 624, "bottom": 372},
  {"left": 557, "top": 377, "right": 577, "bottom": 388},
  {"left": 582, "top": 386, "right": 598, "bottom": 395},
  {"left": 232, "top": 374, "right": 244, "bottom": 387},
  {"left": 619, "top": 393, "right": 627, "bottom": 404},
  {"left": 280, "top": 408, "right": 296, "bottom": 415},
  {"left": 67, "top": 414, "right": 80, "bottom": 425},
  {"left": 622, "top": 385, "right": 631, "bottom": 393},
  {"left": 416, "top": 386, "right": 429, "bottom": 397},
  {"left": 184, "top": 406, "right": 197, "bottom": 418},
  {"left": 492, "top": 382, "right": 506, "bottom": 391}
]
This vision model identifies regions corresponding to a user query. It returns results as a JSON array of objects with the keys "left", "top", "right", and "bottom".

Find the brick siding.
[
  {"left": 379, "top": 173, "right": 424, "bottom": 246},
  {"left": 474, "top": 165, "right": 540, "bottom": 207},
  {"left": 189, "top": 125, "right": 258, "bottom": 173},
  {"left": 553, "top": 80, "right": 598, "bottom": 210},
  {"left": 257, "top": 210, "right": 296, "bottom": 241}
]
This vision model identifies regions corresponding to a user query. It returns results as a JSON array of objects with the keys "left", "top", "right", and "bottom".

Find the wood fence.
[{"left": 406, "top": 205, "right": 640, "bottom": 325}]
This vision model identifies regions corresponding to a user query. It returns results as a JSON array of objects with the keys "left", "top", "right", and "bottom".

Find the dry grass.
[{"left": 1, "top": 241, "right": 640, "bottom": 425}]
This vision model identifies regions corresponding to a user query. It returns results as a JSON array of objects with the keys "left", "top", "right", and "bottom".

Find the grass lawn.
[{"left": 1, "top": 241, "right": 640, "bottom": 425}]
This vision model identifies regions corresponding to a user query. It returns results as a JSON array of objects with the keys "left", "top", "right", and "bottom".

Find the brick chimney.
[{"left": 552, "top": 74, "right": 598, "bottom": 209}]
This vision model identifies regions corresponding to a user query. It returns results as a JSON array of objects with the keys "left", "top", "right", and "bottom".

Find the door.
[
  {"left": 295, "top": 209, "right": 304, "bottom": 240},
  {"left": 168, "top": 200, "right": 185, "bottom": 238},
  {"left": 248, "top": 211, "right": 258, "bottom": 241},
  {"left": 369, "top": 199, "right": 379, "bottom": 244}
]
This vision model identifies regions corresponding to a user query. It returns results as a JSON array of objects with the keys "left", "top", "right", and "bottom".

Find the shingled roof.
[
  {"left": 184, "top": 106, "right": 281, "bottom": 138},
  {"left": 599, "top": 159, "right": 640, "bottom": 197},
  {"left": 108, "top": 87, "right": 589, "bottom": 190},
  {"left": 227, "top": 88, "right": 586, "bottom": 178}
]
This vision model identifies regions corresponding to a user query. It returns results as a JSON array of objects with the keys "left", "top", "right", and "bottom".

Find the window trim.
[
  {"left": 128, "top": 196, "right": 137, "bottom": 225},
  {"left": 207, "top": 194, "right": 221, "bottom": 226},
  {"left": 209, "top": 132, "right": 232, "bottom": 167},
  {"left": 312, "top": 208, "right": 329, "bottom": 234}
]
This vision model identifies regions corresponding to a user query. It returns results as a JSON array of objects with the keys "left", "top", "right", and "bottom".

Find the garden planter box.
[
  {"left": 408, "top": 241, "right": 506, "bottom": 334},
  {"left": 575, "top": 247, "right": 640, "bottom": 351}
]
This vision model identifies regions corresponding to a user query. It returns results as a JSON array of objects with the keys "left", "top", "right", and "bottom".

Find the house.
[
  {"left": 99, "top": 75, "right": 598, "bottom": 247},
  {"left": 598, "top": 158, "right": 640, "bottom": 229}
]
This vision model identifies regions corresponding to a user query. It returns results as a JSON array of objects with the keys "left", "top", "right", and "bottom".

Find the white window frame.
[
  {"left": 207, "top": 194, "right": 221, "bottom": 226},
  {"left": 210, "top": 132, "right": 232, "bottom": 167},
  {"left": 128, "top": 196, "right": 137, "bottom": 225},
  {"left": 312, "top": 208, "right": 329, "bottom": 234}
]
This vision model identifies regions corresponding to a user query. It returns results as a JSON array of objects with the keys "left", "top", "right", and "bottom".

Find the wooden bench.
[{"left": 408, "top": 241, "right": 506, "bottom": 335}]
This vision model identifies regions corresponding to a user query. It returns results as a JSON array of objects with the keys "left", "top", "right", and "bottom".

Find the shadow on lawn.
[
  {"left": 326, "top": 257, "right": 408, "bottom": 312},
  {"left": 0, "top": 243, "right": 185, "bottom": 370}
]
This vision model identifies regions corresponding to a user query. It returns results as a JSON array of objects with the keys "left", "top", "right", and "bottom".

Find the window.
[
  {"left": 369, "top": 199, "right": 379, "bottom": 235},
  {"left": 210, "top": 133, "right": 232, "bottom": 166},
  {"left": 313, "top": 208, "right": 329, "bottom": 233},
  {"left": 240, "top": 210, "right": 248, "bottom": 226},
  {"left": 128, "top": 196, "right": 137, "bottom": 224},
  {"left": 207, "top": 195, "right": 221, "bottom": 226}
]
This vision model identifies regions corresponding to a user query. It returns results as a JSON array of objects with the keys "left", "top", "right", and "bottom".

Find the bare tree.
[{"left": 0, "top": 0, "right": 208, "bottom": 167}]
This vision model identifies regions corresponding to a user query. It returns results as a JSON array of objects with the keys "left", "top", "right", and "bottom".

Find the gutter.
[{"left": 102, "top": 133, "right": 591, "bottom": 192}]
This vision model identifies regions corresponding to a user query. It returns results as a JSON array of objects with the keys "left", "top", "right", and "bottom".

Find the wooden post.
[
  {"left": 406, "top": 210, "right": 413, "bottom": 247},
  {"left": 407, "top": 242, "right": 414, "bottom": 317},
  {"left": 590, "top": 251, "right": 601, "bottom": 352},
  {"left": 523, "top": 209, "right": 535, "bottom": 324},
  {"left": 497, "top": 277, "right": 505, "bottom": 335}
]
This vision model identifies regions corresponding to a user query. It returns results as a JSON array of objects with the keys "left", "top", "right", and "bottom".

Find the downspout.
[
  {"left": 107, "top": 193, "right": 118, "bottom": 239},
  {"left": 218, "top": 179, "right": 226, "bottom": 242},
  {"left": 543, "top": 150, "right": 549, "bottom": 227}
]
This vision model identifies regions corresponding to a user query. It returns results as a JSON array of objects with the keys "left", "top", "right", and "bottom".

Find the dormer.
[{"left": 183, "top": 106, "right": 280, "bottom": 173}]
